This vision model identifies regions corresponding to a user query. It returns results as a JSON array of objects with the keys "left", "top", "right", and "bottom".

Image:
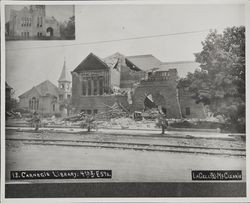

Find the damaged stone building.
[
  {"left": 71, "top": 52, "right": 206, "bottom": 119},
  {"left": 8, "top": 5, "right": 60, "bottom": 38}
]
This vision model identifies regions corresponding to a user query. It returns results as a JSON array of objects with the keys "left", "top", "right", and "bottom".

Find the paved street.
[{"left": 6, "top": 129, "right": 246, "bottom": 183}]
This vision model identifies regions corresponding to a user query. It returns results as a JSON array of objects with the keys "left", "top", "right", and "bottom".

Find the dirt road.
[{"left": 6, "top": 130, "right": 246, "bottom": 183}]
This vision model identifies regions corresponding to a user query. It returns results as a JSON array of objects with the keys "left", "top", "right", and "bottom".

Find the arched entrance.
[
  {"left": 46, "top": 27, "right": 54, "bottom": 37},
  {"left": 132, "top": 85, "right": 182, "bottom": 119},
  {"left": 144, "top": 93, "right": 167, "bottom": 114}
]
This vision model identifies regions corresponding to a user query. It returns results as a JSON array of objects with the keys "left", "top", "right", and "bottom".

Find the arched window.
[
  {"left": 37, "top": 17, "right": 39, "bottom": 27},
  {"left": 29, "top": 99, "right": 32, "bottom": 109},
  {"left": 32, "top": 97, "right": 36, "bottom": 109},
  {"left": 36, "top": 99, "right": 39, "bottom": 110},
  {"left": 29, "top": 97, "right": 39, "bottom": 110}
]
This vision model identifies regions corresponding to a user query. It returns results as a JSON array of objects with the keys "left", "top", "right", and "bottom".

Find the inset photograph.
[{"left": 5, "top": 5, "right": 75, "bottom": 40}]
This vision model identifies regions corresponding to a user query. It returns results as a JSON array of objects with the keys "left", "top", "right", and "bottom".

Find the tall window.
[
  {"left": 99, "top": 79, "right": 103, "bottom": 95},
  {"left": 29, "top": 97, "right": 39, "bottom": 110},
  {"left": 93, "top": 80, "right": 98, "bottom": 95},
  {"left": 53, "top": 104, "right": 55, "bottom": 111},
  {"left": 82, "top": 80, "right": 86, "bottom": 95},
  {"left": 29, "top": 100, "right": 32, "bottom": 109},
  {"left": 37, "top": 17, "right": 39, "bottom": 27},
  {"left": 87, "top": 80, "right": 91, "bottom": 96}
]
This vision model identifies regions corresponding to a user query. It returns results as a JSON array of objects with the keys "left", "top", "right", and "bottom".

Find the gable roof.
[
  {"left": 158, "top": 61, "right": 200, "bottom": 78},
  {"left": 58, "top": 60, "right": 71, "bottom": 82},
  {"left": 73, "top": 53, "right": 109, "bottom": 73},
  {"left": 19, "top": 80, "right": 59, "bottom": 98},
  {"left": 103, "top": 52, "right": 126, "bottom": 71},
  {"left": 125, "top": 54, "right": 162, "bottom": 71}
]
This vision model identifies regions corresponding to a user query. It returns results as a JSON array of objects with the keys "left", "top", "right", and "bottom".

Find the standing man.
[
  {"left": 32, "top": 111, "right": 41, "bottom": 131},
  {"left": 159, "top": 114, "right": 168, "bottom": 134}
]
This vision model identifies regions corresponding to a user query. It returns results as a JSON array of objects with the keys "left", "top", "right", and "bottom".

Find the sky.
[
  {"left": 5, "top": 4, "right": 245, "bottom": 98},
  {"left": 5, "top": 5, "right": 74, "bottom": 22}
]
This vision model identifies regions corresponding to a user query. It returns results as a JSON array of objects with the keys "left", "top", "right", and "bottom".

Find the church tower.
[
  {"left": 30, "top": 5, "right": 46, "bottom": 16},
  {"left": 58, "top": 59, "right": 71, "bottom": 100}
]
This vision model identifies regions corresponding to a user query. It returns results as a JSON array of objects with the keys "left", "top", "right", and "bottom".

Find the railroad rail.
[{"left": 6, "top": 137, "right": 246, "bottom": 157}]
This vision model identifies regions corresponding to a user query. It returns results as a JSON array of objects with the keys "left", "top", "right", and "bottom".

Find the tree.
[
  {"left": 179, "top": 26, "right": 245, "bottom": 132},
  {"left": 60, "top": 16, "right": 75, "bottom": 39},
  {"left": 6, "top": 88, "right": 19, "bottom": 112}
]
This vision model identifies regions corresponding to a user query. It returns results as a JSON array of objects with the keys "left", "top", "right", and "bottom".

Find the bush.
[
  {"left": 170, "top": 120, "right": 223, "bottom": 129},
  {"left": 54, "top": 113, "right": 62, "bottom": 118}
]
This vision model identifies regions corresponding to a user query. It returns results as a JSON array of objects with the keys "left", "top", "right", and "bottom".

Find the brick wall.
[
  {"left": 71, "top": 71, "right": 129, "bottom": 113},
  {"left": 132, "top": 79, "right": 182, "bottom": 118}
]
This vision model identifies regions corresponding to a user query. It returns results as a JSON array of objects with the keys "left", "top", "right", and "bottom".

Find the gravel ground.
[
  {"left": 5, "top": 130, "right": 246, "bottom": 183},
  {"left": 6, "top": 130, "right": 246, "bottom": 150}
]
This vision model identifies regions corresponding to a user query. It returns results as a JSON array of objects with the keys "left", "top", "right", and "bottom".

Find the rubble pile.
[
  {"left": 142, "top": 108, "right": 159, "bottom": 120},
  {"left": 63, "top": 113, "right": 87, "bottom": 122},
  {"left": 95, "top": 102, "right": 128, "bottom": 120}
]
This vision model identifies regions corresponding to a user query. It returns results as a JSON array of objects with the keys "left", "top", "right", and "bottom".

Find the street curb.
[{"left": 6, "top": 127, "right": 239, "bottom": 141}]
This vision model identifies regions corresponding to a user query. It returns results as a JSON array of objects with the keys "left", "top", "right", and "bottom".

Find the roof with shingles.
[
  {"left": 73, "top": 53, "right": 109, "bottom": 73},
  {"left": 125, "top": 54, "right": 162, "bottom": 71},
  {"left": 19, "top": 80, "right": 59, "bottom": 98}
]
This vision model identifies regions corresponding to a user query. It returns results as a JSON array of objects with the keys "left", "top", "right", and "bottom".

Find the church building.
[
  {"left": 8, "top": 5, "right": 60, "bottom": 38},
  {"left": 18, "top": 60, "right": 71, "bottom": 116}
]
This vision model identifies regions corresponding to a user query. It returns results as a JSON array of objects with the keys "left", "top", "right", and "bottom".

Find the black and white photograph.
[
  {"left": 1, "top": 0, "right": 249, "bottom": 201},
  {"left": 5, "top": 5, "right": 75, "bottom": 40}
]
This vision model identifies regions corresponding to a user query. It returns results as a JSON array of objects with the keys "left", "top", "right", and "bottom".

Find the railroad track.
[{"left": 6, "top": 138, "right": 246, "bottom": 157}]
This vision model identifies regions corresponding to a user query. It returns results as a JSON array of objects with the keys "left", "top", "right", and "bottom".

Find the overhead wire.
[{"left": 6, "top": 28, "right": 210, "bottom": 51}]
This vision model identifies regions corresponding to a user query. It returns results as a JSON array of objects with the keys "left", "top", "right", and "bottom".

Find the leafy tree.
[
  {"left": 60, "top": 16, "right": 75, "bottom": 39},
  {"left": 6, "top": 88, "right": 19, "bottom": 112},
  {"left": 179, "top": 26, "right": 245, "bottom": 132}
]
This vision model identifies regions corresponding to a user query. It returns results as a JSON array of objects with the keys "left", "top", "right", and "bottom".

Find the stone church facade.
[
  {"left": 8, "top": 5, "right": 60, "bottom": 38},
  {"left": 19, "top": 61, "right": 71, "bottom": 116},
  {"left": 71, "top": 52, "right": 206, "bottom": 119}
]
